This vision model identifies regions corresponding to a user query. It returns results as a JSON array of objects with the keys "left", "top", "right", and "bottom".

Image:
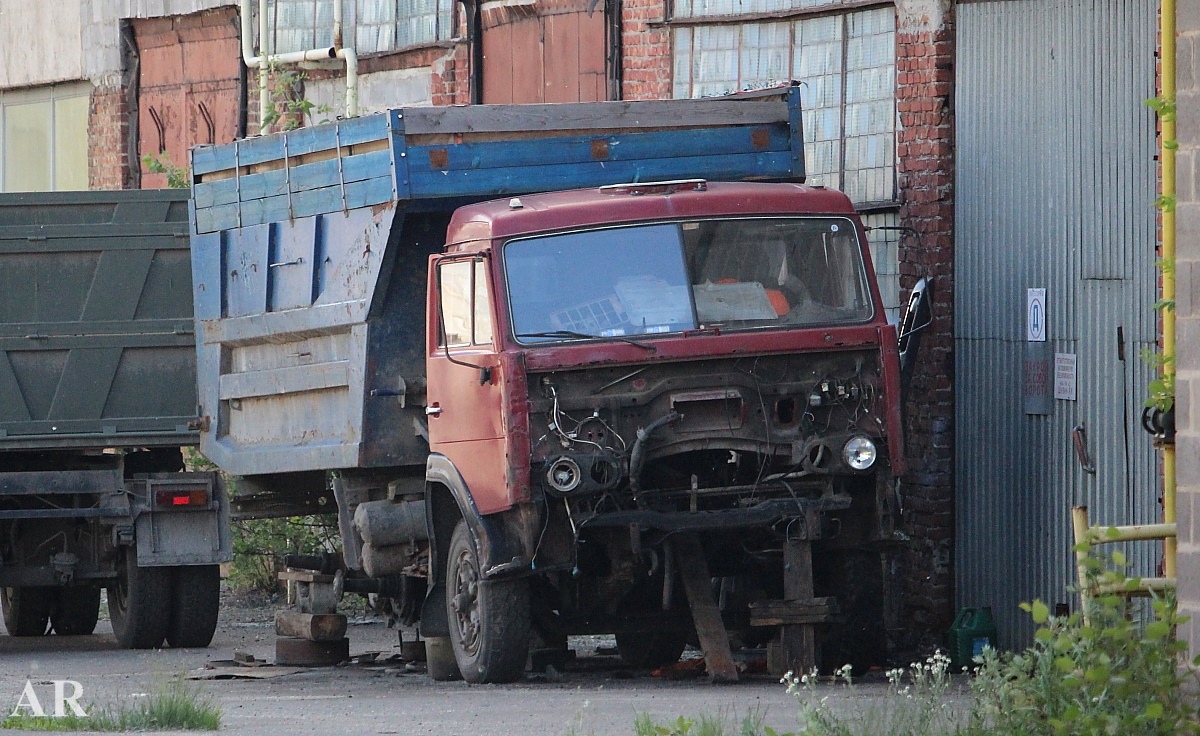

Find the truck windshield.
[{"left": 505, "top": 217, "right": 873, "bottom": 343}]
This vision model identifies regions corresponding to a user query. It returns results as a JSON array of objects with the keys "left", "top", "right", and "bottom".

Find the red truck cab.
[{"left": 422, "top": 180, "right": 907, "bottom": 683}]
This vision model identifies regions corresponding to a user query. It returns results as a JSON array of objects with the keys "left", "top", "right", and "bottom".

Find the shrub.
[{"left": 971, "top": 550, "right": 1199, "bottom": 736}]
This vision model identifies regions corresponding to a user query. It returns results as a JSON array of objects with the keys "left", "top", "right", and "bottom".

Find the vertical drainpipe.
[{"left": 1162, "top": 0, "right": 1177, "bottom": 580}]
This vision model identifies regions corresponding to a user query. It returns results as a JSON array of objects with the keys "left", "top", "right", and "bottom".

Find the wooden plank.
[
  {"left": 406, "top": 126, "right": 790, "bottom": 174},
  {"left": 400, "top": 98, "right": 789, "bottom": 136},
  {"left": 274, "top": 610, "right": 348, "bottom": 642},
  {"left": 777, "top": 539, "right": 817, "bottom": 677},
  {"left": 750, "top": 598, "right": 841, "bottom": 627},
  {"left": 674, "top": 533, "right": 738, "bottom": 684},
  {"left": 408, "top": 152, "right": 795, "bottom": 200},
  {"left": 195, "top": 149, "right": 393, "bottom": 209},
  {"left": 219, "top": 360, "right": 351, "bottom": 400}
]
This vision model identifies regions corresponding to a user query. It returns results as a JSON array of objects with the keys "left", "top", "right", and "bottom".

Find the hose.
[{"left": 628, "top": 411, "right": 681, "bottom": 497}]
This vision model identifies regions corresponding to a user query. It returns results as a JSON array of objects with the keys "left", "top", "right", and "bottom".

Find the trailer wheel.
[
  {"left": 446, "top": 520, "right": 530, "bottom": 683},
  {"left": 51, "top": 587, "right": 101, "bottom": 636},
  {"left": 615, "top": 630, "right": 689, "bottom": 669},
  {"left": 108, "top": 550, "right": 171, "bottom": 649},
  {"left": 165, "top": 565, "right": 220, "bottom": 648},
  {"left": 1, "top": 587, "right": 53, "bottom": 636}
]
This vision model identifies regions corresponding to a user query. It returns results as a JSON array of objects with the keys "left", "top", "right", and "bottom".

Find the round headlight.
[{"left": 842, "top": 436, "right": 877, "bottom": 471}]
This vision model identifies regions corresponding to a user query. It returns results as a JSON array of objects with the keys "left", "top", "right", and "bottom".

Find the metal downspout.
[{"left": 1161, "top": 0, "right": 1177, "bottom": 580}]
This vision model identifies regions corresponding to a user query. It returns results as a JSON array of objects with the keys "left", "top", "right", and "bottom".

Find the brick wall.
[
  {"left": 620, "top": 0, "right": 670, "bottom": 100},
  {"left": 894, "top": 0, "right": 957, "bottom": 647},
  {"left": 1175, "top": 3, "right": 1200, "bottom": 657},
  {"left": 89, "top": 85, "right": 133, "bottom": 190}
]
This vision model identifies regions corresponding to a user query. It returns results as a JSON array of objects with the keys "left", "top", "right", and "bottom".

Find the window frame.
[
  {"left": 266, "top": 0, "right": 456, "bottom": 57},
  {"left": 668, "top": 2, "right": 897, "bottom": 207},
  {"left": 0, "top": 82, "right": 91, "bottom": 193},
  {"left": 436, "top": 256, "right": 495, "bottom": 350}
]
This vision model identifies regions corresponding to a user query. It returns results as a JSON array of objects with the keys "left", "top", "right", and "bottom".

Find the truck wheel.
[
  {"left": 51, "top": 587, "right": 101, "bottom": 635},
  {"left": 1, "top": 587, "right": 53, "bottom": 636},
  {"left": 108, "top": 550, "right": 171, "bottom": 649},
  {"left": 615, "top": 631, "right": 689, "bottom": 669},
  {"left": 446, "top": 520, "right": 530, "bottom": 683},
  {"left": 165, "top": 565, "right": 220, "bottom": 648}
]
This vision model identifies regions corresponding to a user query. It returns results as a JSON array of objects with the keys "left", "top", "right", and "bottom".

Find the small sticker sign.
[
  {"left": 1054, "top": 353, "right": 1077, "bottom": 401},
  {"left": 1023, "top": 341, "right": 1052, "bottom": 415},
  {"left": 1027, "top": 289, "right": 1047, "bottom": 342}
]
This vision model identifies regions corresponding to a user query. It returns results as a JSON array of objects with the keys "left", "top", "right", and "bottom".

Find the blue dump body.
[{"left": 189, "top": 90, "right": 805, "bottom": 478}]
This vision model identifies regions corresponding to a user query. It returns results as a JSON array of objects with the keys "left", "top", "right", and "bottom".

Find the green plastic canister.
[{"left": 949, "top": 606, "right": 997, "bottom": 669}]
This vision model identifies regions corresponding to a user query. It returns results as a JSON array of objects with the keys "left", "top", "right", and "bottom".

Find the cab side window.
[{"left": 438, "top": 259, "right": 494, "bottom": 348}]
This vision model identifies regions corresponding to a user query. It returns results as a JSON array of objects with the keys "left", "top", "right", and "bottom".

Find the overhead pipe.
[{"left": 239, "top": 0, "right": 358, "bottom": 135}]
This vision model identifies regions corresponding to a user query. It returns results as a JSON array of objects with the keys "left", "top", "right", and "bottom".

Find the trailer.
[
  {"left": 189, "top": 87, "right": 920, "bottom": 681},
  {"left": 0, "top": 190, "right": 229, "bottom": 648}
]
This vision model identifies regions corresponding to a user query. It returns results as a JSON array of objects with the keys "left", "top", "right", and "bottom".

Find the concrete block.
[
  {"left": 1179, "top": 376, "right": 1194, "bottom": 439},
  {"left": 1181, "top": 2, "right": 1200, "bottom": 33},
  {"left": 1180, "top": 91, "right": 1200, "bottom": 150},
  {"left": 1179, "top": 149, "right": 1197, "bottom": 206},
  {"left": 1181, "top": 35, "right": 1197, "bottom": 94},
  {"left": 1176, "top": 548, "right": 1200, "bottom": 606},
  {"left": 1178, "top": 202, "right": 1200, "bottom": 261},
  {"left": 1178, "top": 261, "right": 1196, "bottom": 318},
  {"left": 1179, "top": 433, "right": 1200, "bottom": 495}
]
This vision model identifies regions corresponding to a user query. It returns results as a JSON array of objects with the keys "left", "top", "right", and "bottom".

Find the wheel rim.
[{"left": 449, "top": 547, "right": 481, "bottom": 656}]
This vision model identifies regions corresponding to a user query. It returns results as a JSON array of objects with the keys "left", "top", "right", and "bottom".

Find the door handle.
[{"left": 425, "top": 405, "right": 443, "bottom": 416}]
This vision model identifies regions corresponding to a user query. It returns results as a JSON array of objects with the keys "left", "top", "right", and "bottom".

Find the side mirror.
[{"left": 898, "top": 276, "right": 933, "bottom": 384}]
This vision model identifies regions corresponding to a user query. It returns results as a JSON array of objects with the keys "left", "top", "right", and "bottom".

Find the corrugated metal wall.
[{"left": 955, "top": 0, "right": 1159, "bottom": 649}]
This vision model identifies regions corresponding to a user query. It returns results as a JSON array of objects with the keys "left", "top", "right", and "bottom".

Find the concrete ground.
[{"left": 0, "top": 595, "right": 961, "bottom": 735}]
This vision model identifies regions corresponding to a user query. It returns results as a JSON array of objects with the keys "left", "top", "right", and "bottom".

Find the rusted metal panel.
[
  {"left": 0, "top": 189, "right": 197, "bottom": 450},
  {"left": 954, "top": 0, "right": 1158, "bottom": 650}
]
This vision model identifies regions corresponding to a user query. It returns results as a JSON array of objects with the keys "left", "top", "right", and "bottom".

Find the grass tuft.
[{"left": 1, "top": 682, "right": 220, "bottom": 732}]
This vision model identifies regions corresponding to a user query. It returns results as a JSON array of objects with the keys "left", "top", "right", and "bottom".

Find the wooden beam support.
[
  {"left": 275, "top": 610, "right": 348, "bottom": 642},
  {"left": 777, "top": 538, "right": 818, "bottom": 676},
  {"left": 674, "top": 532, "right": 739, "bottom": 683}
]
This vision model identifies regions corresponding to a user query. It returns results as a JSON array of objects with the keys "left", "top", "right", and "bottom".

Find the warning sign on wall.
[{"left": 1054, "top": 353, "right": 1077, "bottom": 401}]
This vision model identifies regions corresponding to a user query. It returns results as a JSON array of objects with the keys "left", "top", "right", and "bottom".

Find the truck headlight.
[{"left": 842, "top": 436, "right": 877, "bottom": 471}]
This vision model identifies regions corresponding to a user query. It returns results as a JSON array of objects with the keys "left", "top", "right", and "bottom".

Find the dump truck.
[
  {"left": 189, "top": 87, "right": 926, "bottom": 682},
  {"left": 0, "top": 190, "right": 230, "bottom": 647}
]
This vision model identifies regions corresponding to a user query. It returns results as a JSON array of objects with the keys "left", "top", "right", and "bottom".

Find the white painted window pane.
[
  {"left": 673, "top": 28, "right": 693, "bottom": 99},
  {"left": 861, "top": 211, "right": 900, "bottom": 322},
  {"left": 739, "top": 23, "right": 790, "bottom": 89},
  {"left": 675, "top": 0, "right": 843, "bottom": 19},
  {"left": 4, "top": 101, "right": 51, "bottom": 192},
  {"left": 692, "top": 26, "right": 739, "bottom": 96},
  {"left": 53, "top": 95, "right": 89, "bottom": 191}
]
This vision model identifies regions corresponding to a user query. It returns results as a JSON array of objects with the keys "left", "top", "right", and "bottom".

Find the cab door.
[{"left": 426, "top": 257, "right": 509, "bottom": 514}]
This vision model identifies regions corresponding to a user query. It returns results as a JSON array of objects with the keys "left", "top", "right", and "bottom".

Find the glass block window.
[
  {"left": 673, "top": 6, "right": 896, "bottom": 204},
  {"left": 266, "top": 0, "right": 453, "bottom": 55},
  {"left": 861, "top": 211, "right": 902, "bottom": 323},
  {"left": 0, "top": 83, "right": 89, "bottom": 193}
]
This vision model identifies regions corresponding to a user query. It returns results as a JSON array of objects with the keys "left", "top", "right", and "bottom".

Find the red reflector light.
[{"left": 155, "top": 489, "right": 209, "bottom": 508}]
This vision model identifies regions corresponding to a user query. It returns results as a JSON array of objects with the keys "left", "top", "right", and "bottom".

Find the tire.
[
  {"left": 615, "top": 630, "right": 689, "bottom": 669},
  {"left": 445, "top": 520, "right": 530, "bottom": 683},
  {"left": 108, "top": 549, "right": 172, "bottom": 649},
  {"left": 51, "top": 587, "right": 101, "bottom": 636},
  {"left": 1, "top": 587, "right": 53, "bottom": 636},
  {"left": 165, "top": 565, "right": 221, "bottom": 648}
]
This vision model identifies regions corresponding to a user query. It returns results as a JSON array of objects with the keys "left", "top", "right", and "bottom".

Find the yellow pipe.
[
  {"left": 1162, "top": 0, "right": 1177, "bottom": 581},
  {"left": 1072, "top": 506, "right": 1093, "bottom": 621},
  {"left": 1085, "top": 523, "right": 1177, "bottom": 545}
]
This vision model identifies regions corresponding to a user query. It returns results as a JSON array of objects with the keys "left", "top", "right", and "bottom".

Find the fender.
[{"left": 420, "top": 453, "right": 532, "bottom": 636}]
